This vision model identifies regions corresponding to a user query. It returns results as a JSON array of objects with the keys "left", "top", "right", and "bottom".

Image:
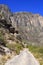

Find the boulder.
[{"left": 5, "top": 48, "right": 40, "bottom": 65}]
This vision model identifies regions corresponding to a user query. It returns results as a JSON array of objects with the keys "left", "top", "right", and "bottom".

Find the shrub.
[{"left": 6, "top": 42, "right": 23, "bottom": 54}]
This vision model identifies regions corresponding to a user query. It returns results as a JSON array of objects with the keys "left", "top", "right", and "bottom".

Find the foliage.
[
  {"left": 6, "top": 42, "right": 23, "bottom": 54},
  {"left": 0, "top": 32, "right": 6, "bottom": 43}
]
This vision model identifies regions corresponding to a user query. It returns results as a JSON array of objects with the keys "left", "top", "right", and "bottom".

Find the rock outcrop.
[
  {"left": 5, "top": 48, "right": 40, "bottom": 65},
  {"left": 0, "top": 46, "right": 11, "bottom": 55}
]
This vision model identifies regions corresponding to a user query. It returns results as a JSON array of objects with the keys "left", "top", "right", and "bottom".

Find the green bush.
[{"left": 0, "top": 32, "right": 6, "bottom": 46}]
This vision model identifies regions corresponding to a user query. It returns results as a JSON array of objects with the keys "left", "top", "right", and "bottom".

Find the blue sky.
[{"left": 0, "top": 0, "right": 43, "bottom": 16}]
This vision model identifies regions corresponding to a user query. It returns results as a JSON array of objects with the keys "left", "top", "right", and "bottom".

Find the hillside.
[
  {"left": 0, "top": 4, "right": 43, "bottom": 65},
  {"left": 0, "top": 4, "right": 43, "bottom": 46}
]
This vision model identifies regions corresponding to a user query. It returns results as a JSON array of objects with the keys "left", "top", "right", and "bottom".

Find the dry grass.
[{"left": 27, "top": 45, "right": 43, "bottom": 65}]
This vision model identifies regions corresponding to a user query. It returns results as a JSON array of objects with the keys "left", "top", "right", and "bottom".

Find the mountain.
[
  {"left": 0, "top": 4, "right": 43, "bottom": 65},
  {"left": 0, "top": 4, "right": 43, "bottom": 46},
  {"left": 10, "top": 13, "right": 43, "bottom": 46}
]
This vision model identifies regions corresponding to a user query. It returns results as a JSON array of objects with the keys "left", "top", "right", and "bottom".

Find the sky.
[{"left": 0, "top": 0, "right": 43, "bottom": 16}]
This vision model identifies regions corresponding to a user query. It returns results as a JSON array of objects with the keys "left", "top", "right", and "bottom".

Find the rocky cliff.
[
  {"left": 0, "top": 4, "right": 43, "bottom": 46},
  {"left": 11, "top": 12, "right": 43, "bottom": 46}
]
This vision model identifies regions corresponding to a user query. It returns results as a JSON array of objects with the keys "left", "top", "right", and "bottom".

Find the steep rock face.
[
  {"left": 10, "top": 12, "right": 43, "bottom": 46},
  {"left": 0, "top": 5, "right": 15, "bottom": 34},
  {"left": 0, "top": 4, "right": 12, "bottom": 24}
]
